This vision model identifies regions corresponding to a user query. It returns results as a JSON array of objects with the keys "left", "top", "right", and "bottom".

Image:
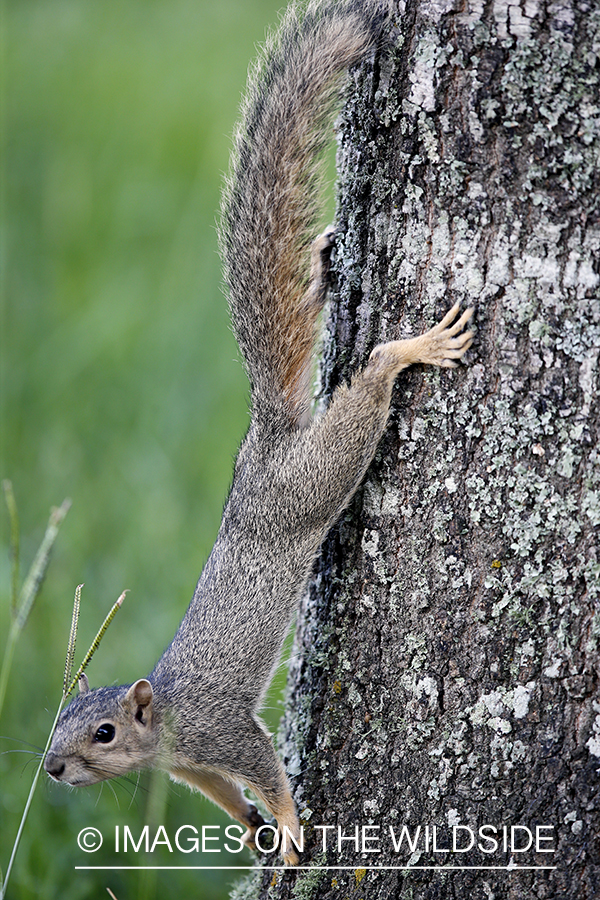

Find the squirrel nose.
[{"left": 44, "top": 754, "right": 65, "bottom": 779}]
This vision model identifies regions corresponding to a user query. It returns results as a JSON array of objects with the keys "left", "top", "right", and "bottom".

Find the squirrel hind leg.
[
  {"left": 248, "top": 778, "right": 300, "bottom": 866},
  {"left": 169, "top": 765, "right": 265, "bottom": 851},
  {"left": 170, "top": 724, "right": 301, "bottom": 865},
  {"left": 284, "top": 227, "right": 337, "bottom": 428},
  {"left": 233, "top": 720, "right": 302, "bottom": 865}
]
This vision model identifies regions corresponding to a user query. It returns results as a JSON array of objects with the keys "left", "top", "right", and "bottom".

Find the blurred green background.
[{"left": 0, "top": 1, "right": 310, "bottom": 897}]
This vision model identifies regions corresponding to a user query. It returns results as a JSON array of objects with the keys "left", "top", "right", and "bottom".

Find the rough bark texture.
[{"left": 234, "top": 1, "right": 600, "bottom": 898}]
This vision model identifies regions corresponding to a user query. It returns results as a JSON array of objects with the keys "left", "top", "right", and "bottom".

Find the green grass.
[{"left": 1, "top": 1, "right": 303, "bottom": 897}]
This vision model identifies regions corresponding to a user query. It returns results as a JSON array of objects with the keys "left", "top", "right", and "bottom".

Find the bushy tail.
[{"left": 219, "top": 0, "right": 389, "bottom": 427}]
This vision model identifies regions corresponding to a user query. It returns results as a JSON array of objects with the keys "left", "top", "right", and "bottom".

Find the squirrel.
[{"left": 44, "top": 0, "right": 473, "bottom": 867}]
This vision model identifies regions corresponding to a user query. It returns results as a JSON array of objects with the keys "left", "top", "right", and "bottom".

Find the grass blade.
[
  {"left": 0, "top": 497, "right": 71, "bottom": 720},
  {"left": 15, "top": 498, "right": 71, "bottom": 632},
  {"left": 0, "top": 699, "right": 66, "bottom": 900},
  {"left": 2, "top": 480, "right": 20, "bottom": 614}
]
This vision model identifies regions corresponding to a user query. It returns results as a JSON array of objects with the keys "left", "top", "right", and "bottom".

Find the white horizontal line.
[{"left": 75, "top": 865, "right": 557, "bottom": 871}]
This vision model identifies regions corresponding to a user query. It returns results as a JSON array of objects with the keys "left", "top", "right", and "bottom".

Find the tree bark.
[{"left": 238, "top": 1, "right": 600, "bottom": 898}]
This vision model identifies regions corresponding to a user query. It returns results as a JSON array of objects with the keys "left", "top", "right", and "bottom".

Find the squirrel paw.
[
  {"left": 278, "top": 822, "right": 300, "bottom": 866},
  {"left": 370, "top": 302, "right": 474, "bottom": 374},
  {"left": 282, "top": 845, "right": 300, "bottom": 866},
  {"left": 308, "top": 226, "right": 337, "bottom": 312},
  {"left": 422, "top": 302, "right": 474, "bottom": 368},
  {"left": 315, "top": 226, "right": 336, "bottom": 273},
  {"left": 312, "top": 224, "right": 337, "bottom": 266},
  {"left": 241, "top": 804, "right": 267, "bottom": 852},
  {"left": 315, "top": 224, "right": 337, "bottom": 253},
  {"left": 241, "top": 807, "right": 301, "bottom": 865}
]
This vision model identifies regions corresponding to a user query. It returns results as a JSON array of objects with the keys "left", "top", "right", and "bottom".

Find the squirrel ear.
[
  {"left": 78, "top": 673, "right": 90, "bottom": 694},
  {"left": 125, "top": 679, "right": 154, "bottom": 725},
  {"left": 131, "top": 678, "right": 153, "bottom": 707}
]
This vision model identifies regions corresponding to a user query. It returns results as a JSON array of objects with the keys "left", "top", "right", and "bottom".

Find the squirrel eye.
[{"left": 94, "top": 723, "right": 116, "bottom": 744}]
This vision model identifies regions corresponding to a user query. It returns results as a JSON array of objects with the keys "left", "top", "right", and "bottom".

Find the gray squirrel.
[{"left": 44, "top": 0, "right": 473, "bottom": 866}]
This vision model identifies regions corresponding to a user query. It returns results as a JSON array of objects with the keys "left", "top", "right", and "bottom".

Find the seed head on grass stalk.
[
  {"left": 63, "top": 583, "right": 83, "bottom": 696},
  {"left": 65, "top": 589, "right": 127, "bottom": 698}
]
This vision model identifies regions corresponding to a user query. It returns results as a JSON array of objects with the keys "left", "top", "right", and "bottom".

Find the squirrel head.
[{"left": 44, "top": 676, "right": 159, "bottom": 786}]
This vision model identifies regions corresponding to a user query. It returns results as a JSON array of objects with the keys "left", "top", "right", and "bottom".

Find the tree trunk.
[{"left": 239, "top": 1, "right": 600, "bottom": 898}]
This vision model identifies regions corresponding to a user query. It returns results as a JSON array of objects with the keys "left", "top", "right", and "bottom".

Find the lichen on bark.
[{"left": 241, "top": 1, "right": 599, "bottom": 899}]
